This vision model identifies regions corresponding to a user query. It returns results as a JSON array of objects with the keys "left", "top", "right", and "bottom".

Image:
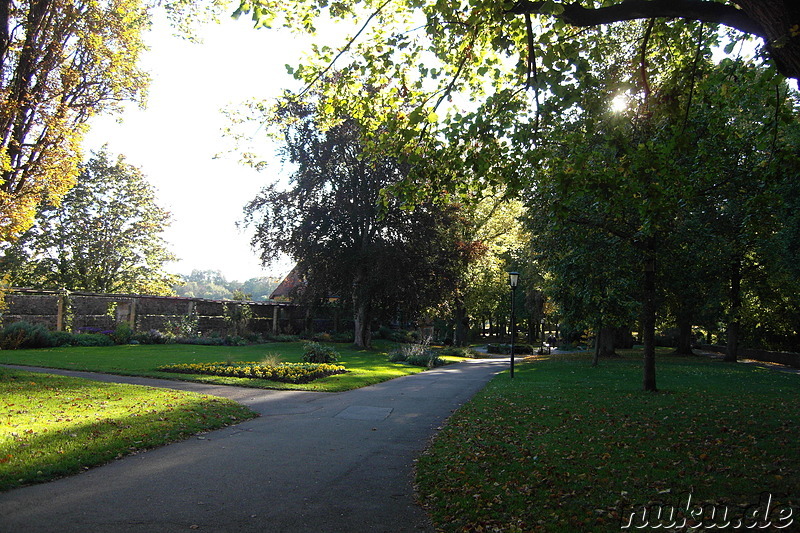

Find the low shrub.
[
  {"left": 407, "top": 352, "right": 444, "bottom": 368},
  {"left": 243, "top": 332, "right": 265, "bottom": 344},
  {"left": 388, "top": 337, "right": 443, "bottom": 368},
  {"left": 437, "top": 346, "right": 479, "bottom": 358},
  {"left": 133, "top": 329, "right": 173, "bottom": 345},
  {"left": 49, "top": 331, "right": 75, "bottom": 347},
  {"left": 174, "top": 336, "right": 224, "bottom": 346},
  {"left": 267, "top": 333, "right": 300, "bottom": 343},
  {"left": 70, "top": 333, "right": 115, "bottom": 347},
  {"left": 0, "top": 321, "right": 54, "bottom": 350},
  {"left": 223, "top": 335, "right": 248, "bottom": 346},
  {"left": 112, "top": 322, "right": 133, "bottom": 345},
  {"left": 302, "top": 341, "right": 340, "bottom": 363},
  {"left": 331, "top": 332, "right": 354, "bottom": 343},
  {"left": 388, "top": 351, "right": 407, "bottom": 363},
  {"left": 377, "top": 326, "right": 419, "bottom": 344},
  {"left": 157, "top": 361, "right": 347, "bottom": 384}
]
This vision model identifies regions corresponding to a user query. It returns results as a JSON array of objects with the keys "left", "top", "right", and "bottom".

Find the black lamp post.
[
  {"left": 541, "top": 317, "right": 546, "bottom": 346},
  {"left": 509, "top": 272, "right": 519, "bottom": 378}
]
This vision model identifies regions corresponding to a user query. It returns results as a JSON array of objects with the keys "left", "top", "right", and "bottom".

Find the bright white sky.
[{"left": 85, "top": 13, "right": 310, "bottom": 282}]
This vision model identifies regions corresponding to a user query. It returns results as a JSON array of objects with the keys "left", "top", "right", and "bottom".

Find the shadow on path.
[{"left": 0, "top": 359, "right": 507, "bottom": 533}]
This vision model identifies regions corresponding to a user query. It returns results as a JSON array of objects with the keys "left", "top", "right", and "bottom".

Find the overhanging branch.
[{"left": 508, "top": 0, "right": 766, "bottom": 39}]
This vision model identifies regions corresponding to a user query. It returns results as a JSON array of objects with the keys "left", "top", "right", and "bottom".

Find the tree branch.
[{"left": 508, "top": 0, "right": 766, "bottom": 39}]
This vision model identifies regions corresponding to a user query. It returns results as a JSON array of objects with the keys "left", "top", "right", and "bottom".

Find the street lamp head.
[{"left": 509, "top": 271, "right": 519, "bottom": 288}]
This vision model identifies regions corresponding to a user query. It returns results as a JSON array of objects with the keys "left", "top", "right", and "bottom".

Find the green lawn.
[
  {"left": 0, "top": 340, "right": 438, "bottom": 392},
  {"left": 415, "top": 351, "right": 800, "bottom": 532},
  {"left": 0, "top": 367, "right": 256, "bottom": 492}
]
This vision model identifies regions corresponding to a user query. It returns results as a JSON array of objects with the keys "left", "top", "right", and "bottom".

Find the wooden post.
[
  {"left": 129, "top": 298, "right": 137, "bottom": 330},
  {"left": 272, "top": 305, "right": 279, "bottom": 335},
  {"left": 56, "top": 293, "right": 64, "bottom": 332}
]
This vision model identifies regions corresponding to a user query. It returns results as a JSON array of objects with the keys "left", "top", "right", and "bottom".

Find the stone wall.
[{"left": 2, "top": 289, "right": 302, "bottom": 336}]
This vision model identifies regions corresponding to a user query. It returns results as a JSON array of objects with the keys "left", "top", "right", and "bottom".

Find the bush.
[
  {"left": 302, "top": 341, "right": 339, "bottom": 363},
  {"left": 49, "top": 331, "right": 75, "bottom": 347},
  {"left": 112, "top": 322, "right": 133, "bottom": 345},
  {"left": 133, "top": 329, "right": 172, "bottom": 345},
  {"left": 438, "top": 346, "right": 479, "bottom": 358},
  {"left": 407, "top": 352, "right": 444, "bottom": 368},
  {"left": 388, "top": 350, "right": 407, "bottom": 363},
  {"left": 223, "top": 335, "right": 248, "bottom": 346},
  {"left": 267, "top": 333, "right": 300, "bottom": 343},
  {"left": 0, "top": 321, "right": 54, "bottom": 349},
  {"left": 175, "top": 336, "right": 225, "bottom": 346},
  {"left": 388, "top": 337, "right": 443, "bottom": 368},
  {"left": 377, "top": 326, "right": 419, "bottom": 344},
  {"left": 331, "top": 332, "right": 354, "bottom": 343},
  {"left": 70, "top": 333, "right": 115, "bottom": 347}
]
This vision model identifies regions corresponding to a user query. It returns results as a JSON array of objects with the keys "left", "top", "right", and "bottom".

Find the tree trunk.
[
  {"left": 453, "top": 297, "right": 469, "bottom": 347},
  {"left": 724, "top": 263, "right": 742, "bottom": 362},
  {"left": 642, "top": 250, "right": 657, "bottom": 392},
  {"left": 353, "top": 300, "right": 371, "bottom": 348},
  {"left": 675, "top": 314, "right": 694, "bottom": 355},
  {"left": 597, "top": 326, "right": 617, "bottom": 357},
  {"left": 352, "top": 269, "right": 371, "bottom": 348},
  {"left": 614, "top": 326, "right": 635, "bottom": 349}
]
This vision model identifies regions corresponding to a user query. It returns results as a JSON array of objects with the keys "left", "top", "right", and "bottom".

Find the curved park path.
[{"left": 0, "top": 358, "right": 507, "bottom": 533}]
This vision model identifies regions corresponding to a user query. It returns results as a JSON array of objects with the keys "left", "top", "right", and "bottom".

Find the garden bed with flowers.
[{"left": 156, "top": 361, "right": 348, "bottom": 384}]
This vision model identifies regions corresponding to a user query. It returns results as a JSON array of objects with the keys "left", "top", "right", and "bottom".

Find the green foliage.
[
  {"left": 240, "top": 101, "right": 466, "bottom": 348},
  {"left": 436, "top": 346, "right": 479, "bottom": 358},
  {"left": 222, "top": 302, "right": 252, "bottom": 336},
  {"left": 0, "top": 321, "right": 53, "bottom": 350},
  {"left": 0, "top": 151, "right": 179, "bottom": 295},
  {"left": 164, "top": 309, "right": 199, "bottom": 338},
  {"left": 267, "top": 333, "right": 301, "bottom": 343},
  {"left": 132, "top": 329, "right": 174, "bottom": 345},
  {"left": 406, "top": 352, "right": 444, "bottom": 368},
  {"left": 301, "top": 341, "right": 340, "bottom": 363},
  {"left": 388, "top": 337, "right": 444, "bottom": 367},
  {"left": 69, "top": 333, "right": 116, "bottom": 348},
  {"left": 0, "top": 0, "right": 150, "bottom": 243},
  {"left": 157, "top": 361, "right": 347, "bottom": 384},
  {"left": 377, "top": 326, "right": 419, "bottom": 344},
  {"left": 172, "top": 270, "right": 282, "bottom": 301},
  {"left": 112, "top": 322, "right": 134, "bottom": 345}
]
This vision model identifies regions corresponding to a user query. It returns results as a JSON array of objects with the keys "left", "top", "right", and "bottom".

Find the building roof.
[{"left": 269, "top": 267, "right": 305, "bottom": 301}]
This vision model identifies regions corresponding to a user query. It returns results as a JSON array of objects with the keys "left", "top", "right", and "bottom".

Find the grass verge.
[
  {"left": 0, "top": 340, "right": 439, "bottom": 392},
  {"left": 415, "top": 352, "right": 799, "bottom": 532},
  {"left": 0, "top": 367, "right": 256, "bottom": 491}
]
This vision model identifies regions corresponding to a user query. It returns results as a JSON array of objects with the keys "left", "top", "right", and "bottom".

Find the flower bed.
[{"left": 157, "top": 361, "right": 347, "bottom": 384}]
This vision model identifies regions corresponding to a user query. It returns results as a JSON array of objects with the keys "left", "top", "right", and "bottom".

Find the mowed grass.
[
  {"left": 0, "top": 367, "right": 256, "bottom": 491},
  {"left": 415, "top": 351, "right": 800, "bottom": 532},
  {"left": 0, "top": 340, "right": 430, "bottom": 392}
]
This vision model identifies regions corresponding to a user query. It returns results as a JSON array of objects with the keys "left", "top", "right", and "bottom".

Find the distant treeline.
[{"left": 172, "top": 269, "right": 282, "bottom": 301}]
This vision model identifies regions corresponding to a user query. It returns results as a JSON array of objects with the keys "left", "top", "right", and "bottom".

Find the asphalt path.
[{"left": 0, "top": 358, "right": 508, "bottom": 533}]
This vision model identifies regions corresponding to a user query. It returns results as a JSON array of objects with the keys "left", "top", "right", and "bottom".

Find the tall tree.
[
  {"left": 0, "top": 150, "right": 179, "bottom": 295},
  {"left": 0, "top": 0, "right": 152, "bottom": 242},
  {"left": 242, "top": 101, "right": 462, "bottom": 347}
]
